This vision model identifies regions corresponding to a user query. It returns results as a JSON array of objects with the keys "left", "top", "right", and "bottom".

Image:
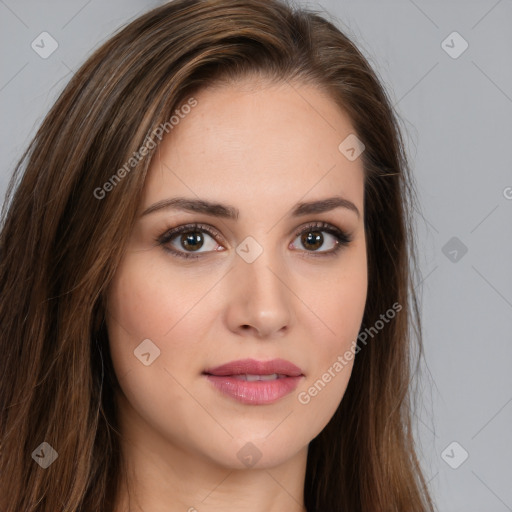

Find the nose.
[{"left": 224, "top": 246, "right": 294, "bottom": 339}]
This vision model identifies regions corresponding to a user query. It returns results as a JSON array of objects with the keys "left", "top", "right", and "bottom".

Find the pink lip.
[{"left": 203, "top": 358, "right": 304, "bottom": 405}]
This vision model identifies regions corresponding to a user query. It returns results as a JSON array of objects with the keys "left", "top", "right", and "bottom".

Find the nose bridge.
[
  {"left": 228, "top": 236, "right": 293, "bottom": 335},
  {"left": 241, "top": 248, "right": 284, "bottom": 297}
]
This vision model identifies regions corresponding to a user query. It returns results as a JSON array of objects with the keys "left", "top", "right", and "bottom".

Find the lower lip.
[{"left": 204, "top": 375, "right": 303, "bottom": 405}]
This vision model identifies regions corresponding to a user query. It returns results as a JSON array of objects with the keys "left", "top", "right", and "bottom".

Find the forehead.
[{"left": 141, "top": 79, "right": 365, "bottom": 217}]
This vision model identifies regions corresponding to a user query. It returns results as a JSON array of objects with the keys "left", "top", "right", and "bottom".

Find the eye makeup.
[{"left": 155, "top": 221, "right": 353, "bottom": 260}]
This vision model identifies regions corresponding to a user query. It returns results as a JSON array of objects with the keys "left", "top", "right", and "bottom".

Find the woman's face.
[{"left": 106, "top": 78, "right": 368, "bottom": 470}]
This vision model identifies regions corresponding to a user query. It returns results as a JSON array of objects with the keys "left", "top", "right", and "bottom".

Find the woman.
[{"left": 0, "top": 0, "right": 435, "bottom": 510}]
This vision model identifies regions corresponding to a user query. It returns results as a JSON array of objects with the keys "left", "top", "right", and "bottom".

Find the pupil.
[
  {"left": 302, "top": 231, "right": 322, "bottom": 250},
  {"left": 179, "top": 231, "right": 324, "bottom": 252},
  {"left": 182, "top": 232, "right": 203, "bottom": 251}
]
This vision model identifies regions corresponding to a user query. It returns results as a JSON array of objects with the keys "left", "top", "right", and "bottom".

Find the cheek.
[
  {"left": 305, "top": 244, "right": 368, "bottom": 350},
  {"left": 104, "top": 252, "right": 212, "bottom": 389},
  {"left": 293, "top": 249, "right": 367, "bottom": 429},
  {"left": 106, "top": 250, "right": 217, "bottom": 344},
  {"left": 104, "top": 254, "right": 221, "bottom": 449}
]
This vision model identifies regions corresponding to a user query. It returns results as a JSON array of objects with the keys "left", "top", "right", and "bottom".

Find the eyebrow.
[{"left": 140, "top": 195, "right": 360, "bottom": 219}]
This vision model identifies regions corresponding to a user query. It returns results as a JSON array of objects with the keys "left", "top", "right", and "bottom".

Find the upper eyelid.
[
  {"left": 157, "top": 221, "right": 352, "bottom": 261},
  {"left": 163, "top": 223, "right": 224, "bottom": 242},
  {"left": 157, "top": 222, "right": 351, "bottom": 259},
  {"left": 160, "top": 221, "right": 347, "bottom": 242}
]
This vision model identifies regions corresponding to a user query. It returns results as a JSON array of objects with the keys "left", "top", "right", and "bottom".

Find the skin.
[{"left": 106, "top": 77, "right": 368, "bottom": 512}]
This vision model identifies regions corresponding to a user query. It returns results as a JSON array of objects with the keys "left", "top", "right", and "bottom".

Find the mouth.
[
  {"left": 221, "top": 373, "right": 287, "bottom": 381},
  {"left": 202, "top": 358, "right": 304, "bottom": 405}
]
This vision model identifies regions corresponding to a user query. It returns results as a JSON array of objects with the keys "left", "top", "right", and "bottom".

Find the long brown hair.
[{"left": 0, "top": 0, "right": 435, "bottom": 510}]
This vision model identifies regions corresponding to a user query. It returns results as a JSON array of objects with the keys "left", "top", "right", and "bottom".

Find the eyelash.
[{"left": 155, "top": 221, "right": 353, "bottom": 260}]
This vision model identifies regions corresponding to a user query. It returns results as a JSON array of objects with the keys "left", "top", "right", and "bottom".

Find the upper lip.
[{"left": 203, "top": 358, "right": 303, "bottom": 377}]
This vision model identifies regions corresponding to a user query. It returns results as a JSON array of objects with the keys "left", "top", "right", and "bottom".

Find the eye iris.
[
  {"left": 301, "top": 231, "right": 323, "bottom": 250},
  {"left": 181, "top": 232, "right": 204, "bottom": 251}
]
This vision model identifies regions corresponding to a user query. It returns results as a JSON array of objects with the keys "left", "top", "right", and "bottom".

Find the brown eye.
[
  {"left": 157, "top": 223, "right": 223, "bottom": 259},
  {"left": 301, "top": 231, "right": 324, "bottom": 251},
  {"left": 291, "top": 222, "right": 352, "bottom": 256},
  {"left": 180, "top": 232, "right": 205, "bottom": 251}
]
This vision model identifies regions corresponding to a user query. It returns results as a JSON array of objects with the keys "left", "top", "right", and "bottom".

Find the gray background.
[{"left": 1, "top": 1, "right": 511, "bottom": 510}]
